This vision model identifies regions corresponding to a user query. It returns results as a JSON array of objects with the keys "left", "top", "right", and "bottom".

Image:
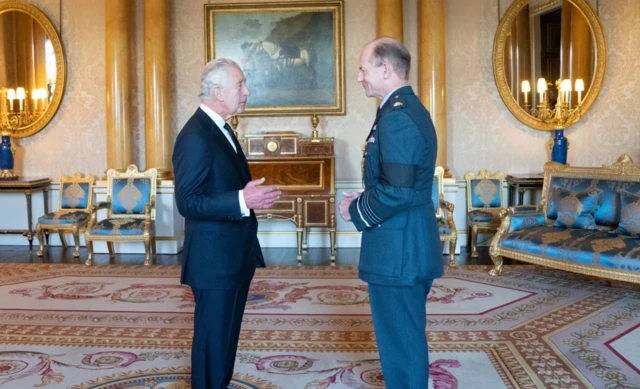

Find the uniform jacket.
[
  {"left": 173, "top": 107, "right": 265, "bottom": 290},
  {"left": 349, "top": 86, "right": 444, "bottom": 286}
]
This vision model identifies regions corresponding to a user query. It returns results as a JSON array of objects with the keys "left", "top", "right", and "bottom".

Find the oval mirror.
[
  {"left": 0, "top": 1, "right": 65, "bottom": 138},
  {"left": 493, "top": 0, "right": 605, "bottom": 131}
]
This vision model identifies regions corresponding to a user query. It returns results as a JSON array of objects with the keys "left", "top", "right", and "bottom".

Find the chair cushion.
[
  {"left": 60, "top": 182, "right": 91, "bottom": 209},
  {"left": 111, "top": 178, "right": 152, "bottom": 215},
  {"left": 552, "top": 188, "right": 601, "bottom": 230},
  {"left": 470, "top": 179, "right": 501, "bottom": 208},
  {"left": 468, "top": 210, "right": 499, "bottom": 223},
  {"left": 89, "top": 218, "right": 147, "bottom": 235},
  {"left": 499, "top": 227, "right": 640, "bottom": 271},
  {"left": 616, "top": 190, "right": 640, "bottom": 238},
  {"left": 38, "top": 211, "right": 90, "bottom": 224},
  {"left": 437, "top": 218, "right": 451, "bottom": 235}
]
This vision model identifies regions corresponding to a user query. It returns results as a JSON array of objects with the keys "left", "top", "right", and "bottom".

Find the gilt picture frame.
[{"left": 204, "top": 0, "right": 345, "bottom": 116}]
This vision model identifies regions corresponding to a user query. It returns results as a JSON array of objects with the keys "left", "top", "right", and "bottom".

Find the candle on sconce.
[
  {"left": 7, "top": 88, "right": 15, "bottom": 111},
  {"left": 32, "top": 88, "right": 39, "bottom": 111},
  {"left": 575, "top": 79, "right": 584, "bottom": 104},
  {"left": 16, "top": 87, "right": 25, "bottom": 112},
  {"left": 561, "top": 79, "right": 572, "bottom": 104},
  {"left": 40, "top": 88, "right": 47, "bottom": 109},
  {"left": 521, "top": 80, "right": 530, "bottom": 104},
  {"left": 537, "top": 78, "right": 547, "bottom": 105}
]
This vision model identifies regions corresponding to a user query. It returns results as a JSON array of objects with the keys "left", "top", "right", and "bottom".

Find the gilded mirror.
[
  {"left": 493, "top": 0, "right": 605, "bottom": 131},
  {"left": 0, "top": 1, "right": 65, "bottom": 138}
]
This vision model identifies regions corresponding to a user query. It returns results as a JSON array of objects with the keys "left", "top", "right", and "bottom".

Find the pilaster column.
[
  {"left": 144, "top": 0, "right": 172, "bottom": 180},
  {"left": 105, "top": 0, "right": 132, "bottom": 171},
  {"left": 376, "top": 0, "right": 403, "bottom": 40},
  {"left": 570, "top": 7, "right": 591, "bottom": 102},
  {"left": 418, "top": 0, "right": 448, "bottom": 175}
]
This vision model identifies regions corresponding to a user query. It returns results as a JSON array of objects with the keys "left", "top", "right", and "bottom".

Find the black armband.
[{"left": 380, "top": 163, "right": 416, "bottom": 188}]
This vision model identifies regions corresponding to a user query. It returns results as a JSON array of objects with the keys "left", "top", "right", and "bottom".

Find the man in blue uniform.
[{"left": 339, "top": 37, "right": 443, "bottom": 388}]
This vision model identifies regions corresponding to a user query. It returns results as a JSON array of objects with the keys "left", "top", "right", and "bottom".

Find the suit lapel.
[
  {"left": 195, "top": 108, "right": 250, "bottom": 183},
  {"left": 227, "top": 129, "right": 252, "bottom": 182}
]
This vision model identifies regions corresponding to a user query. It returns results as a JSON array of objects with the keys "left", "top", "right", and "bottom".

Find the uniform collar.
[{"left": 379, "top": 84, "right": 411, "bottom": 109}]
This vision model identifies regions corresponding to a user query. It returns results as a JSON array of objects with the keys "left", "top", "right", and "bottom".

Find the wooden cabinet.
[{"left": 241, "top": 132, "right": 336, "bottom": 263}]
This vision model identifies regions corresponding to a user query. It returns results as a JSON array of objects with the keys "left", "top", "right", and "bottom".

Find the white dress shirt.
[{"left": 199, "top": 104, "right": 250, "bottom": 217}]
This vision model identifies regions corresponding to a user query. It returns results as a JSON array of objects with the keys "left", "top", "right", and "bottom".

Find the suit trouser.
[
  {"left": 190, "top": 284, "right": 250, "bottom": 389},
  {"left": 368, "top": 279, "right": 433, "bottom": 389}
]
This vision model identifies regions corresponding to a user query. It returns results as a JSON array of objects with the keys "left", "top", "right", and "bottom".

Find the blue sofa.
[{"left": 489, "top": 154, "right": 640, "bottom": 284}]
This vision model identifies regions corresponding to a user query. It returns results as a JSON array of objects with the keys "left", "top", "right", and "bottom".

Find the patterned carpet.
[{"left": 0, "top": 264, "right": 639, "bottom": 389}]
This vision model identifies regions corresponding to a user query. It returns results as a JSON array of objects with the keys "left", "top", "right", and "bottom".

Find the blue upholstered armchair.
[
  {"left": 84, "top": 165, "right": 158, "bottom": 266},
  {"left": 464, "top": 169, "right": 505, "bottom": 258},
  {"left": 434, "top": 166, "right": 457, "bottom": 266},
  {"left": 36, "top": 173, "right": 95, "bottom": 258}
]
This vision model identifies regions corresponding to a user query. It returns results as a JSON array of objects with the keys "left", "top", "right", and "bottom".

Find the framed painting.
[{"left": 204, "top": 0, "right": 345, "bottom": 116}]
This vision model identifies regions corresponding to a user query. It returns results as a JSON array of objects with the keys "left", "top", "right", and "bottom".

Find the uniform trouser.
[
  {"left": 190, "top": 284, "right": 251, "bottom": 389},
  {"left": 367, "top": 280, "right": 434, "bottom": 389}
]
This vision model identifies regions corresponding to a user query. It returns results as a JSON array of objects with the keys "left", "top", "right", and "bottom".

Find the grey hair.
[
  {"left": 370, "top": 37, "right": 411, "bottom": 80},
  {"left": 199, "top": 58, "right": 240, "bottom": 102}
]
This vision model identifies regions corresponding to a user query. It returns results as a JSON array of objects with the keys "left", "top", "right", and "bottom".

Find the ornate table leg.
[
  {"left": 302, "top": 227, "right": 308, "bottom": 251},
  {"left": 43, "top": 187, "right": 50, "bottom": 245},
  {"left": 296, "top": 228, "right": 303, "bottom": 263},
  {"left": 508, "top": 185, "right": 516, "bottom": 206},
  {"left": 518, "top": 187, "right": 526, "bottom": 206},
  {"left": 24, "top": 189, "right": 34, "bottom": 252},
  {"left": 329, "top": 198, "right": 336, "bottom": 265},
  {"left": 296, "top": 198, "right": 303, "bottom": 263},
  {"left": 329, "top": 229, "right": 336, "bottom": 265}
]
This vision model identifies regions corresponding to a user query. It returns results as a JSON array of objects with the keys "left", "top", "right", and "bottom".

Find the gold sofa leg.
[
  {"left": 36, "top": 224, "right": 45, "bottom": 257},
  {"left": 489, "top": 254, "right": 503, "bottom": 276}
]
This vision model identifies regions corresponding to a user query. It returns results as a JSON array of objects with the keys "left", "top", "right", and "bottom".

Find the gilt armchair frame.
[
  {"left": 84, "top": 165, "right": 158, "bottom": 266},
  {"left": 434, "top": 166, "right": 458, "bottom": 266},
  {"left": 464, "top": 169, "right": 505, "bottom": 258},
  {"left": 36, "top": 173, "right": 95, "bottom": 258}
]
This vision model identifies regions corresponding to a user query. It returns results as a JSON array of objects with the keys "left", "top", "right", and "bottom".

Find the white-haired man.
[{"left": 172, "top": 58, "right": 281, "bottom": 389}]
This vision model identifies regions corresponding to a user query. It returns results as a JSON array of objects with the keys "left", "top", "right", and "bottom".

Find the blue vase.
[
  {"left": 0, "top": 135, "right": 14, "bottom": 171},
  {"left": 551, "top": 129, "right": 567, "bottom": 164}
]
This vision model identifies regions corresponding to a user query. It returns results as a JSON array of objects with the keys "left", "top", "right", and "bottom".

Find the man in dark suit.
[
  {"left": 339, "top": 37, "right": 443, "bottom": 388},
  {"left": 172, "top": 58, "right": 281, "bottom": 389}
]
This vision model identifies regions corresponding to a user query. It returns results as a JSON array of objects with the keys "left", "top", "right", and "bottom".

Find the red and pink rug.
[{"left": 0, "top": 264, "right": 638, "bottom": 388}]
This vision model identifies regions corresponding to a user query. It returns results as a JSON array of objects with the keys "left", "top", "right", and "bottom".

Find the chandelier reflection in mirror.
[
  {"left": 0, "top": 39, "right": 56, "bottom": 131},
  {"left": 521, "top": 77, "right": 584, "bottom": 130}
]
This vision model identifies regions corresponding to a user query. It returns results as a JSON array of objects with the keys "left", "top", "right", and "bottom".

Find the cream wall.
[{"left": 10, "top": 0, "right": 640, "bottom": 182}]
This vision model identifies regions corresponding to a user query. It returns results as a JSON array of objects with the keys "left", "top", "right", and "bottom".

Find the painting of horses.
[{"left": 205, "top": 1, "right": 345, "bottom": 116}]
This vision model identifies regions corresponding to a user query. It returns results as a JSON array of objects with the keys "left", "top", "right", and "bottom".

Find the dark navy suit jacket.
[
  {"left": 173, "top": 107, "right": 265, "bottom": 290},
  {"left": 349, "top": 86, "right": 443, "bottom": 286}
]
